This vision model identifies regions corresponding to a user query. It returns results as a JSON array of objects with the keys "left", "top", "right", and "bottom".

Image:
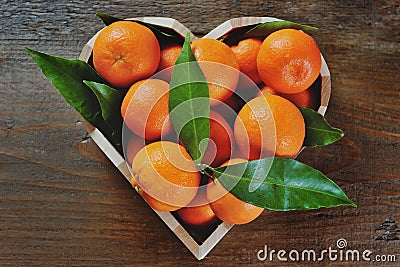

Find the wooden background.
[{"left": 1, "top": 1, "right": 399, "bottom": 266}]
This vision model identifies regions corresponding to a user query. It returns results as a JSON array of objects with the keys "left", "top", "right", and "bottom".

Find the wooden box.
[{"left": 78, "top": 17, "right": 331, "bottom": 260}]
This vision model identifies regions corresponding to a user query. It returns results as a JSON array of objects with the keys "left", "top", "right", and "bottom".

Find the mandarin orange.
[
  {"left": 234, "top": 95, "right": 305, "bottom": 159},
  {"left": 231, "top": 38, "right": 262, "bottom": 84},
  {"left": 121, "top": 79, "right": 171, "bottom": 140},
  {"left": 93, "top": 21, "right": 160, "bottom": 88},
  {"left": 131, "top": 141, "right": 200, "bottom": 212},
  {"left": 257, "top": 29, "right": 321, "bottom": 94},
  {"left": 191, "top": 38, "right": 240, "bottom": 105}
]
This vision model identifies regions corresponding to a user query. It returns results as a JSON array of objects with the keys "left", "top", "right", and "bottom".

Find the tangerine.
[
  {"left": 191, "top": 38, "right": 240, "bottom": 105},
  {"left": 93, "top": 21, "right": 160, "bottom": 88},
  {"left": 278, "top": 81, "right": 320, "bottom": 110},
  {"left": 157, "top": 44, "right": 182, "bottom": 81},
  {"left": 125, "top": 132, "right": 146, "bottom": 166},
  {"left": 231, "top": 38, "right": 262, "bottom": 84},
  {"left": 121, "top": 79, "right": 171, "bottom": 140},
  {"left": 207, "top": 158, "right": 264, "bottom": 225},
  {"left": 257, "top": 84, "right": 276, "bottom": 97},
  {"left": 257, "top": 29, "right": 321, "bottom": 94},
  {"left": 176, "top": 187, "right": 218, "bottom": 227},
  {"left": 131, "top": 141, "right": 200, "bottom": 212},
  {"left": 257, "top": 82, "right": 320, "bottom": 110},
  {"left": 234, "top": 95, "right": 305, "bottom": 159},
  {"left": 202, "top": 111, "right": 234, "bottom": 167},
  {"left": 158, "top": 44, "right": 182, "bottom": 71}
]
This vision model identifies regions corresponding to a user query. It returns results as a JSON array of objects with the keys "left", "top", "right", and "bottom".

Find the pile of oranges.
[{"left": 92, "top": 20, "right": 322, "bottom": 226}]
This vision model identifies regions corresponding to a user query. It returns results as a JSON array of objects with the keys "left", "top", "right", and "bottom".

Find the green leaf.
[
  {"left": 213, "top": 158, "right": 356, "bottom": 211},
  {"left": 244, "top": 20, "right": 317, "bottom": 38},
  {"left": 169, "top": 33, "right": 210, "bottom": 163},
  {"left": 141, "top": 22, "right": 180, "bottom": 38},
  {"left": 96, "top": 12, "right": 179, "bottom": 38},
  {"left": 300, "top": 107, "right": 344, "bottom": 147},
  {"left": 96, "top": 12, "right": 121, "bottom": 25},
  {"left": 83, "top": 81, "right": 124, "bottom": 139},
  {"left": 25, "top": 47, "right": 105, "bottom": 128}
]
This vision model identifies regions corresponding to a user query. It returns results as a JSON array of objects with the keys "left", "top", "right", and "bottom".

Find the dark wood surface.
[{"left": 1, "top": 1, "right": 399, "bottom": 266}]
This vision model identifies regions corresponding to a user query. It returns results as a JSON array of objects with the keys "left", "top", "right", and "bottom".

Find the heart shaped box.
[{"left": 78, "top": 17, "right": 331, "bottom": 260}]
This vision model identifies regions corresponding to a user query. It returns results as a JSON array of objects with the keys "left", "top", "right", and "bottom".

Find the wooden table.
[{"left": 1, "top": 1, "right": 399, "bottom": 265}]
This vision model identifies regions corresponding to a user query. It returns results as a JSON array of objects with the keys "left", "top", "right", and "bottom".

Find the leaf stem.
[{"left": 198, "top": 164, "right": 215, "bottom": 181}]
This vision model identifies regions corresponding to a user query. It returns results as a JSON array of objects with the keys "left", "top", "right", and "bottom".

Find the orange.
[
  {"left": 233, "top": 96, "right": 275, "bottom": 160},
  {"left": 234, "top": 95, "right": 305, "bottom": 159},
  {"left": 93, "top": 21, "right": 160, "bottom": 88},
  {"left": 191, "top": 39, "right": 240, "bottom": 105},
  {"left": 121, "top": 79, "right": 171, "bottom": 140},
  {"left": 257, "top": 29, "right": 321, "bottom": 94},
  {"left": 278, "top": 83, "right": 320, "bottom": 110},
  {"left": 257, "top": 84, "right": 276, "bottom": 97},
  {"left": 158, "top": 44, "right": 182, "bottom": 71},
  {"left": 202, "top": 111, "right": 234, "bottom": 167},
  {"left": 231, "top": 38, "right": 262, "bottom": 84},
  {"left": 125, "top": 132, "right": 146, "bottom": 166},
  {"left": 131, "top": 141, "right": 200, "bottom": 212},
  {"left": 207, "top": 158, "right": 264, "bottom": 225},
  {"left": 157, "top": 44, "right": 182, "bottom": 82},
  {"left": 257, "top": 83, "right": 320, "bottom": 110},
  {"left": 176, "top": 187, "right": 218, "bottom": 227}
]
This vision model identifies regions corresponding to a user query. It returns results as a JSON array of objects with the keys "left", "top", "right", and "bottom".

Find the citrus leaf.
[
  {"left": 300, "top": 107, "right": 344, "bottom": 147},
  {"left": 83, "top": 81, "right": 124, "bottom": 141},
  {"left": 213, "top": 157, "right": 356, "bottom": 211},
  {"left": 169, "top": 33, "right": 210, "bottom": 163},
  {"left": 25, "top": 47, "right": 105, "bottom": 128},
  {"left": 244, "top": 20, "right": 317, "bottom": 38},
  {"left": 140, "top": 22, "right": 180, "bottom": 38},
  {"left": 96, "top": 12, "right": 121, "bottom": 25},
  {"left": 96, "top": 12, "right": 179, "bottom": 38}
]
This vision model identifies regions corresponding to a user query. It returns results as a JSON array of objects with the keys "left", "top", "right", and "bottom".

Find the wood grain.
[{"left": 1, "top": 0, "right": 399, "bottom": 265}]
